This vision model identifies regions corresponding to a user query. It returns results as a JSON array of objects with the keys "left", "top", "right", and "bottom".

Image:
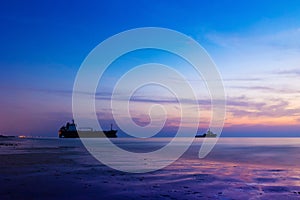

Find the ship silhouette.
[
  {"left": 59, "top": 120, "right": 117, "bottom": 138},
  {"left": 195, "top": 128, "right": 217, "bottom": 138}
]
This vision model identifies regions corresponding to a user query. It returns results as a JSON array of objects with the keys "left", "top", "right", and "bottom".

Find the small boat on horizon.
[
  {"left": 195, "top": 129, "right": 217, "bottom": 138},
  {"left": 59, "top": 120, "right": 117, "bottom": 138}
]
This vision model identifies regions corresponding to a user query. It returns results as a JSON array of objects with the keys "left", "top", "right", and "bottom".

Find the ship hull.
[
  {"left": 195, "top": 134, "right": 217, "bottom": 138},
  {"left": 59, "top": 130, "right": 117, "bottom": 138}
]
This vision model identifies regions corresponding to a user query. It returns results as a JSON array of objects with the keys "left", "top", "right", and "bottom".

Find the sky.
[{"left": 0, "top": 0, "right": 300, "bottom": 137}]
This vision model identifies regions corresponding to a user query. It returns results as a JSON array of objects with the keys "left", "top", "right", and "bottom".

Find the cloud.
[
  {"left": 227, "top": 97, "right": 300, "bottom": 118},
  {"left": 276, "top": 68, "right": 300, "bottom": 76},
  {"left": 23, "top": 86, "right": 299, "bottom": 125},
  {"left": 129, "top": 96, "right": 179, "bottom": 104},
  {"left": 226, "top": 97, "right": 266, "bottom": 110},
  {"left": 230, "top": 85, "right": 300, "bottom": 94},
  {"left": 224, "top": 77, "right": 262, "bottom": 82}
]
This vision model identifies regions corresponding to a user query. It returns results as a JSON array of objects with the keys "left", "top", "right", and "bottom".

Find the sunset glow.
[{"left": 0, "top": 1, "right": 299, "bottom": 137}]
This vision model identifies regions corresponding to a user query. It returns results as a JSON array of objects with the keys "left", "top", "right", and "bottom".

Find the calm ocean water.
[
  {"left": 2, "top": 137, "right": 300, "bottom": 167},
  {"left": 1, "top": 137, "right": 300, "bottom": 199}
]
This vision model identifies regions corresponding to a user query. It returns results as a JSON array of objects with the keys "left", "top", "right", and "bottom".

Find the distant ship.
[
  {"left": 59, "top": 120, "right": 117, "bottom": 138},
  {"left": 195, "top": 129, "right": 217, "bottom": 138},
  {"left": 0, "top": 135, "right": 15, "bottom": 138}
]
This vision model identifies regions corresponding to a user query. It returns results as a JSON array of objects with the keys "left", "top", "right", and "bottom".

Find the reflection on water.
[
  {"left": 197, "top": 138, "right": 300, "bottom": 168},
  {"left": 2, "top": 137, "right": 300, "bottom": 168},
  {"left": 79, "top": 137, "right": 300, "bottom": 168},
  {"left": 1, "top": 137, "right": 300, "bottom": 199}
]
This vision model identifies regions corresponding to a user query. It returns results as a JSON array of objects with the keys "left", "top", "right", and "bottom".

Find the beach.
[{"left": 1, "top": 137, "right": 300, "bottom": 199}]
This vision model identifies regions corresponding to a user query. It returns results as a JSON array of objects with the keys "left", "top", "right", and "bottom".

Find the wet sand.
[{"left": 1, "top": 137, "right": 300, "bottom": 199}]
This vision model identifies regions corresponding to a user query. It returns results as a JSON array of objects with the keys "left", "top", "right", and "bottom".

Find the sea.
[{"left": 1, "top": 137, "right": 300, "bottom": 199}]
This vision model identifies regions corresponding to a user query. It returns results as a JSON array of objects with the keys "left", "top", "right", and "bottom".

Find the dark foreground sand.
[{"left": 1, "top": 137, "right": 300, "bottom": 200}]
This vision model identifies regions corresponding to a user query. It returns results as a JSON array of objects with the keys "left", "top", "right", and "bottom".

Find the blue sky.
[{"left": 1, "top": 0, "right": 300, "bottom": 136}]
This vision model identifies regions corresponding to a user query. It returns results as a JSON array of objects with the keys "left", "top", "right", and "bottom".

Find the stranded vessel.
[{"left": 59, "top": 120, "right": 117, "bottom": 138}]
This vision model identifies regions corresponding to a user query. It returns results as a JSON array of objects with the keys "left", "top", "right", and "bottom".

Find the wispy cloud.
[
  {"left": 276, "top": 68, "right": 300, "bottom": 76},
  {"left": 230, "top": 85, "right": 300, "bottom": 94},
  {"left": 223, "top": 77, "right": 262, "bottom": 82},
  {"left": 227, "top": 97, "right": 300, "bottom": 118},
  {"left": 129, "top": 95, "right": 217, "bottom": 109},
  {"left": 17, "top": 85, "right": 299, "bottom": 127}
]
